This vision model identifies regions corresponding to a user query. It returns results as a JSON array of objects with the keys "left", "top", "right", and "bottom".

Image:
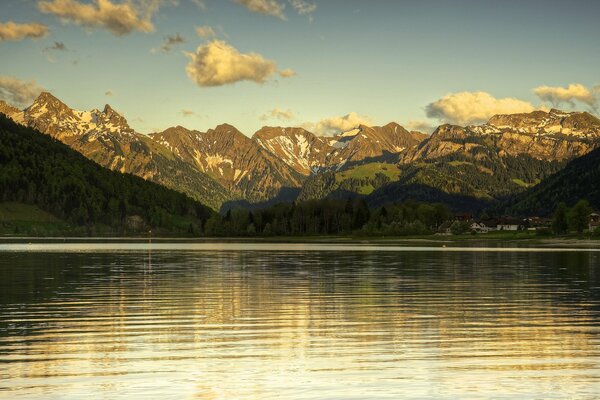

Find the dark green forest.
[
  {"left": 0, "top": 115, "right": 213, "bottom": 234},
  {"left": 502, "top": 146, "right": 600, "bottom": 216},
  {"left": 204, "top": 198, "right": 453, "bottom": 237},
  {"left": 1, "top": 113, "right": 598, "bottom": 237}
]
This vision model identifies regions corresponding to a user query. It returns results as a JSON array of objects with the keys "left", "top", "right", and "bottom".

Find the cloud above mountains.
[
  {"left": 426, "top": 91, "right": 536, "bottom": 125},
  {"left": 534, "top": 83, "right": 597, "bottom": 108},
  {"left": 185, "top": 40, "right": 295, "bottom": 87},
  {"left": 422, "top": 83, "right": 600, "bottom": 127},
  {"left": 0, "top": 76, "right": 45, "bottom": 106},
  {"left": 0, "top": 21, "right": 49, "bottom": 41},
  {"left": 37, "top": 0, "right": 162, "bottom": 36},
  {"left": 305, "top": 112, "right": 372, "bottom": 136}
]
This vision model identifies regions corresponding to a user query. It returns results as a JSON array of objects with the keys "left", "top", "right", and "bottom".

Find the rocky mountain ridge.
[
  {"left": 2, "top": 93, "right": 600, "bottom": 211},
  {"left": 403, "top": 109, "right": 600, "bottom": 164},
  {"left": 0, "top": 93, "right": 229, "bottom": 209},
  {"left": 151, "top": 124, "right": 303, "bottom": 202}
]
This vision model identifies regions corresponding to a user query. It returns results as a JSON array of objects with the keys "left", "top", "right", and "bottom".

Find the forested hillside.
[
  {"left": 501, "top": 146, "right": 600, "bottom": 216},
  {"left": 0, "top": 115, "right": 213, "bottom": 234}
]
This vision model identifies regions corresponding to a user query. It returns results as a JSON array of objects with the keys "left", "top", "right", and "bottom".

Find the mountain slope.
[
  {"left": 327, "top": 123, "right": 427, "bottom": 168},
  {"left": 0, "top": 93, "right": 229, "bottom": 209},
  {"left": 4, "top": 92, "right": 600, "bottom": 213},
  {"left": 501, "top": 147, "right": 600, "bottom": 215},
  {"left": 404, "top": 109, "right": 600, "bottom": 163},
  {"left": 298, "top": 109, "right": 600, "bottom": 210},
  {"left": 253, "top": 126, "right": 332, "bottom": 175},
  {"left": 151, "top": 124, "right": 304, "bottom": 203},
  {"left": 0, "top": 114, "right": 213, "bottom": 232},
  {"left": 377, "top": 109, "right": 600, "bottom": 208}
]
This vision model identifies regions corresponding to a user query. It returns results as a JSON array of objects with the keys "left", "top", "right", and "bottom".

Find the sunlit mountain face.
[
  {"left": 1, "top": 1, "right": 600, "bottom": 211},
  {"left": 3, "top": 92, "right": 600, "bottom": 211}
]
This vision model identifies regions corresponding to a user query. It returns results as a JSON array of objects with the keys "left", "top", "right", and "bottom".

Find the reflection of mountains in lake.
[{"left": 1, "top": 249, "right": 599, "bottom": 398}]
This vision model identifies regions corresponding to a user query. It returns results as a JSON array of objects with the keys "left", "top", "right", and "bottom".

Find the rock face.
[
  {"left": 326, "top": 123, "right": 428, "bottom": 167},
  {"left": 0, "top": 100, "right": 21, "bottom": 119},
  {"left": 152, "top": 124, "right": 303, "bottom": 202},
  {"left": 253, "top": 122, "right": 427, "bottom": 173},
  {"left": 0, "top": 93, "right": 228, "bottom": 209},
  {"left": 404, "top": 109, "right": 600, "bottom": 163},
  {"left": 253, "top": 127, "right": 332, "bottom": 175},
  {"left": 2, "top": 92, "right": 600, "bottom": 211}
]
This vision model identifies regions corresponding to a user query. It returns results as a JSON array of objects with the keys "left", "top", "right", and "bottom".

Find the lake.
[{"left": 0, "top": 242, "right": 599, "bottom": 399}]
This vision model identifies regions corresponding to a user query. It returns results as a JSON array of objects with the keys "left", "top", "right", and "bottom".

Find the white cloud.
[
  {"left": 196, "top": 25, "right": 216, "bottom": 38},
  {"left": 0, "top": 21, "right": 49, "bottom": 41},
  {"left": 185, "top": 40, "right": 286, "bottom": 87},
  {"left": 260, "top": 108, "right": 294, "bottom": 121},
  {"left": 37, "top": 0, "right": 162, "bottom": 36},
  {"left": 305, "top": 112, "right": 372, "bottom": 136},
  {"left": 0, "top": 76, "right": 45, "bottom": 107},
  {"left": 234, "top": 0, "right": 286, "bottom": 20},
  {"left": 533, "top": 83, "right": 597, "bottom": 107},
  {"left": 425, "top": 91, "right": 535, "bottom": 125}
]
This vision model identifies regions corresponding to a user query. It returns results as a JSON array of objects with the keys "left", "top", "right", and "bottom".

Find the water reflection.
[{"left": 0, "top": 248, "right": 599, "bottom": 399}]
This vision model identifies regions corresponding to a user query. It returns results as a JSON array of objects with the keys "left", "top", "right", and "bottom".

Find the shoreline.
[{"left": 0, "top": 235, "right": 598, "bottom": 248}]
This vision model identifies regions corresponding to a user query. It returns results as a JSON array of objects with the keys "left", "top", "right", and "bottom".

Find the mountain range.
[
  {"left": 0, "top": 114, "right": 213, "bottom": 235},
  {"left": 2, "top": 92, "right": 600, "bottom": 213}
]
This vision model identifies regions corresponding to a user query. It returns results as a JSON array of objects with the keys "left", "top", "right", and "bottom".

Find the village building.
[
  {"left": 470, "top": 219, "right": 498, "bottom": 233},
  {"left": 496, "top": 218, "right": 525, "bottom": 231}
]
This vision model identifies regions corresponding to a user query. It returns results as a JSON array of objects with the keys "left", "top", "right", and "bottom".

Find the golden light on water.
[{"left": 0, "top": 247, "right": 599, "bottom": 398}]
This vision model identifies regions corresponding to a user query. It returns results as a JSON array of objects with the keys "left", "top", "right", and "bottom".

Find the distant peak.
[
  {"left": 32, "top": 91, "right": 65, "bottom": 107},
  {"left": 35, "top": 91, "right": 56, "bottom": 100},
  {"left": 213, "top": 123, "right": 245, "bottom": 136},
  {"left": 103, "top": 104, "right": 120, "bottom": 116},
  {"left": 28, "top": 91, "right": 70, "bottom": 113},
  {"left": 162, "top": 125, "right": 192, "bottom": 134},
  {"left": 215, "top": 122, "right": 237, "bottom": 130}
]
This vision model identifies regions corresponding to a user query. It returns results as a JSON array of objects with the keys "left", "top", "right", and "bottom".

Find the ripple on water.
[{"left": 0, "top": 247, "right": 599, "bottom": 399}]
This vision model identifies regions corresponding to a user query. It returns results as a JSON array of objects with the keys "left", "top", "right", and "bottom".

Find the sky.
[{"left": 1, "top": 0, "right": 599, "bottom": 136}]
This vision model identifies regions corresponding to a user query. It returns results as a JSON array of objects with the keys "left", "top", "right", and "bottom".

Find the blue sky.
[{"left": 1, "top": 0, "right": 599, "bottom": 135}]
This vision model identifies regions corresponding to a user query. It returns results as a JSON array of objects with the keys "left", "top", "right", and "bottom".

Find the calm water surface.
[{"left": 0, "top": 243, "right": 599, "bottom": 399}]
